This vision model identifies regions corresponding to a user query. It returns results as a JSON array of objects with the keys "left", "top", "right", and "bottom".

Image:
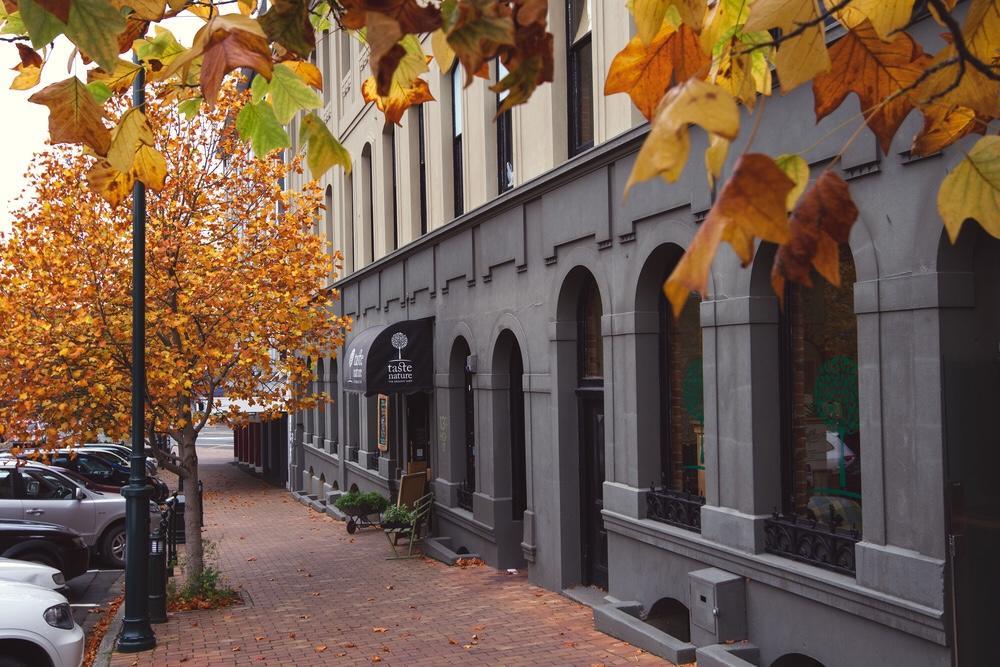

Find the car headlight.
[
  {"left": 43, "top": 603, "right": 74, "bottom": 630},
  {"left": 52, "top": 572, "right": 66, "bottom": 587}
]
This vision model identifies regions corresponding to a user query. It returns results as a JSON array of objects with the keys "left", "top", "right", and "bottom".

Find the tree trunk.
[{"left": 180, "top": 433, "right": 204, "bottom": 583}]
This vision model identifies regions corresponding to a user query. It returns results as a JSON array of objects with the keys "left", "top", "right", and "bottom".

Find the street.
[{"left": 109, "top": 428, "right": 668, "bottom": 666}]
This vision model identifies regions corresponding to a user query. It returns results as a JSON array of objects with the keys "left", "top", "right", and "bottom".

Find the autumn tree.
[{"left": 0, "top": 81, "right": 349, "bottom": 580}]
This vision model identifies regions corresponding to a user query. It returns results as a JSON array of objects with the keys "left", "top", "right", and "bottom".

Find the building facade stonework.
[{"left": 284, "top": 4, "right": 997, "bottom": 666}]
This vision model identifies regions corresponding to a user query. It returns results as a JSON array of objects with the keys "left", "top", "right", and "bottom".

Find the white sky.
[{"left": 0, "top": 17, "right": 205, "bottom": 235}]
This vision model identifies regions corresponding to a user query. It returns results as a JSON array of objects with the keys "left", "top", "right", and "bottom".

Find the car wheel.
[
  {"left": 346, "top": 519, "right": 357, "bottom": 534},
  {"left": 20, "top": 551, "right": 59, "bottom": 570},
  {"left": 0, "top": 654, "right": 34, "bottom": 667},
  {"left": 101, "top": 524, "right": 127, "bottom": 568}
]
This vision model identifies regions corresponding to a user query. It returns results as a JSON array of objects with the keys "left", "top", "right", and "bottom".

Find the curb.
[{"left": 91, "top": 575, "right": 126, "bottom": 667}]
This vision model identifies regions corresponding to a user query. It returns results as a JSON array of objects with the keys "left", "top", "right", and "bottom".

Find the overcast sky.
[{"left": 0, "top": 17, "right": 204, "bottom": 235}]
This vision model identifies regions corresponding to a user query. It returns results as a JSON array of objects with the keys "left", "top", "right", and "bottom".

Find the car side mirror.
[{"left": 74, "top": 487, "right": 86, "bottom": 501}]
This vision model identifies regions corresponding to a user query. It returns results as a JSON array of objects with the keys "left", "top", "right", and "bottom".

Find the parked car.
[
  {"left": 5, "top": 450, "right": 170, "bottom": 502},
  {"left": 0, "top": 580, "right": 84, "bottom": 667},
  {"left": 0, "top": 557, "right": 66, "bottom": 592},
  {"left": 0, "top": 461, "right": 160, "bottom": 568},
  {"left": 81, "top": 444, "right": 157, "bottom": 475},
  {"left": 0, "top": 521, "right": 89, "bottom": 581}
]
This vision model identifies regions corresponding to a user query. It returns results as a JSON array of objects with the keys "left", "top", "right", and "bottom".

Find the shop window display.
[{"left": 782, "top": 249, "right": 862, "bottom": 533}]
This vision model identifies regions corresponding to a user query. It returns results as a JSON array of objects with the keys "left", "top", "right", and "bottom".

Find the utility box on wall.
[{"left": 688, "top": 568, "right": 747, "bottom": 646}]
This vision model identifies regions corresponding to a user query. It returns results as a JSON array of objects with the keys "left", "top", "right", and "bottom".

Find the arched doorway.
[
  {"left": 508, "top": 338, "right": 527, "bottom": 521},
  {"left": 939, "top": 225, "right": 1000, "bottom": 666},
  {"left": 577, "top": 275, "right": 606, "bottom": 588}
]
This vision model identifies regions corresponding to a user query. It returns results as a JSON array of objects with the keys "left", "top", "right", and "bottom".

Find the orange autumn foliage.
[{"left": 0, "top": 80, "right": 349, "bottom": 579}]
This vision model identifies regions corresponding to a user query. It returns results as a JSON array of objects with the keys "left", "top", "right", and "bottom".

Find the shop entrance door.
[
  {"left": 405, "top": 393, "right": 431, "bottom": 470},
  {"left": 579, "top": 392, "right": 607, "bottom": 589},
  {"left": 944, "top": 233, "right": 1000, "bottom": 666}
]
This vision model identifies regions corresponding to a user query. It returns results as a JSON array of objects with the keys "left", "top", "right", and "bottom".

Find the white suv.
[
  {"left": 0, "top": 580, "right": 84, "bottom": 667},
  {"left": 0, "top": 460, "right": 160, "bottom": 568}
]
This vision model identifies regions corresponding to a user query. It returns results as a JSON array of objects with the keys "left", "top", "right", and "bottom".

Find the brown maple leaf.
[
  {"left": 812, "top": 20, "right": 929, "bottom": 152},
  {"left": 605, "top": 23, "right": 709, "bottom": 120}
]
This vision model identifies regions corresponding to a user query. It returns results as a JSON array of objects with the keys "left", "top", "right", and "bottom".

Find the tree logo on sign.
[{"left": 391, "top": 332, "right": 408, "bottom": 360}]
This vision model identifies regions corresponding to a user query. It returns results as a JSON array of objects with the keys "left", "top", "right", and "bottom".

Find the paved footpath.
[{"left": 111, "top": 442, "right": 672, "bottom": 666}]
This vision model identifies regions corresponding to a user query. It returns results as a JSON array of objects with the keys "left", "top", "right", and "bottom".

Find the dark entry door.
[
  {"left": 580, "top": 392, "right": 607, "bottom": 589},
  {"left": 943, "top": 236, "right": 1000, "bottom": 667},
  {"left": 405, "top": 393, "right": 431, "bottom": 467}
]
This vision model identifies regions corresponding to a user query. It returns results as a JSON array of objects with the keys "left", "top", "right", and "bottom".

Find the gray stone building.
[{"left": 286, "top": 4, "right": 997, "bottom": 666}]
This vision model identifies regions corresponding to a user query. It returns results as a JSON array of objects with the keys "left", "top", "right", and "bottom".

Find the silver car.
[{"left": 0, "top": 460, "right": 160, "bottom": 568}]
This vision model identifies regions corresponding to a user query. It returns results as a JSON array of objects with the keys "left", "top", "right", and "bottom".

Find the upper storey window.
[
  {"left": 451, "top": 66, "right": 465, "bottom": 217},
  {"left": 496, "top": 58, "right": 514, "bottom": 193},
  {"left": 567, "top": 0, "right": 594, "bottom": 156}
]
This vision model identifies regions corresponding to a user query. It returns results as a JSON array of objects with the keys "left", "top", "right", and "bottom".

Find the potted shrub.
[{"left": 381, "top": 504, "right": 414, "bottom": 530}]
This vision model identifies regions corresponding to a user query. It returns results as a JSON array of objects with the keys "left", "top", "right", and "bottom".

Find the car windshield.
[
  {"left": 76, "top": 454, "right": 113, "bottom": 474},
  {"left": 21, "top": 468, "right": 77, "bottom": 500}
]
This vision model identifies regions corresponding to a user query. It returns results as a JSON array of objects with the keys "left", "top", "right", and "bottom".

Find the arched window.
[
  {"left": 659, "top": 287, "right": 704, "bottom": 497},
  {"left": 450, "top": 65, "right": 464, "bottom": 217},
  {"left": 780, "top": 248, "right": 861, "bottom": 533},
  {"left": 382, "top": 124, "right": 397, "bottom": 251},
  {"left": 496, "top": 58, "right": 514, "bottom": 193},
  {"left": 361, "top": 143, "right": 374, "bottom": 264},
  {"left": 566, "top": 0, "right": 594, "bottom": 156}
]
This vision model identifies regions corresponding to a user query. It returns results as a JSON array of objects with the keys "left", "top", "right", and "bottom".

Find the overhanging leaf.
[
  {"left": 132, "top": 144, "right": 166, "bottom": 190},
  {"left": 771, "top": 171, "right": 858, "bottom": 300},
  {"left": 107, "top": 107, "right": 154, "bottom": 173},
  {"left": 268, "top": 61, "right": 322, "bottom": 123},
  {"left": 774, "top": 153, "right": 809, "bottom": 211},
  {"left": 937, "top": 135, "right": 1000, "bottom": 242},
  {"left": 235, "top": 99, "right": 291, "bottom": 155},
  {"left": 812, "top": 20, "right": 928, "bottom": 153},
  {"left": 64, "top": 0, "right": 127, "bottom": 72},
  {"left": 626, "top": 78, "right": 740, "bottom": 193},
  {"left": 29, "top": 76, "right": 111, "bottom": 155},
  {"left": 664, "top": 153, "right": 794, "bottom": 315},
  {"left": 744, "top": 0, "right": 830, "bottom": 92},
  {"left": 445, "top": 0, "right": 515, "bottom": 86},
  {"left": 604, "top": 22, "right": 709, "bottom": 120},
  {"left": 19, "top": 0, "right": 66, "bottom": 48},
  {"left": 259, "top": 0, "right": 314, "bottom": 59},
  {"left": 299, "top": 111, "right": 351, "bottom": 178}
]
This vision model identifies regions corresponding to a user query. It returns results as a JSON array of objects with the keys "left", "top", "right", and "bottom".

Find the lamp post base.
[{"left": 117, "top": 618, "right": 156, "bottom": 653}]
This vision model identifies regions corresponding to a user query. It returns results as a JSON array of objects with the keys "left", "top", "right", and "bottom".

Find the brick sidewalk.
[{"left": 111, "top": 444, "right": 672, "bottom": 666}]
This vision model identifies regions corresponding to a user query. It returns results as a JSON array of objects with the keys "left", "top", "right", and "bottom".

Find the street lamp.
[{"left": 116, "top": 56, "right": 156, "bottom": 653}]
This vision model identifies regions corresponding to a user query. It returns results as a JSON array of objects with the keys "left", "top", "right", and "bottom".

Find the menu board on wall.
[{"left": 377, "top": 394, "right": 389, "bottom": 452}]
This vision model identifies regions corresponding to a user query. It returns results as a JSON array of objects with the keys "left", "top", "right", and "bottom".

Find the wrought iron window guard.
[
  {"left": 457, "top": 481, "right": 474, "bottom": 512},
  {"left": 348, "top": 447, "right": 359, "bottom": 463},
  {"left": 763, "top": 512, "right": 860, "bottom": 576},
  {"left": 367, "top": 451, "right": 379, "bottom": 471},
  {"left": 646, "top": 485, "right": 705, "bottom": 532},
  {"left": 330, "top": 441, "right": 339, "bottom": 456}
]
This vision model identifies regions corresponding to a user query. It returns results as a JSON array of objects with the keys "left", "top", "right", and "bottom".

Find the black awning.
[{"left": 343, "top": 317, "right": 434, "bottom": 396}]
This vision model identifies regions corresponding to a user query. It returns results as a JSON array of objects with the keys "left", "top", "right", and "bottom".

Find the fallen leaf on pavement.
[
  {"left": 315, "top": 644, "right": 328, "bottom": 653},
  {"left": 372, "top": 627, "right": 388, "bottom": 633}
]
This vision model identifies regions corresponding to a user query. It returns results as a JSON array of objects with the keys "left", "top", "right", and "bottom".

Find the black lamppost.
[{"left": 117, "top": 58, "right": 156, "bottom": 653}]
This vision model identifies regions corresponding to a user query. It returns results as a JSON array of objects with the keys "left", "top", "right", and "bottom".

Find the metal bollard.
[{"left": 148, "top": 518, "right": 168, "bottom": 624}]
